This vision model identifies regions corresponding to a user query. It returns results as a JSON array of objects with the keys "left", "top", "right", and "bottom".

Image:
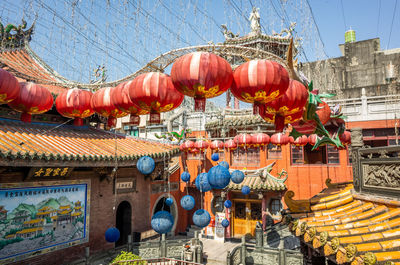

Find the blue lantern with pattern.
[
  {"left": 221, "top": 219, "right": 230, "bottom": 228},
  {"left": 193, "top": 209, "right": 211, "bottom": 228},
  {"left": 105, "top": 227, "right": 120, "bottom": 243},
  {"left": 181, "top": 172, "right": 190, "bottom": 182},
  {"left": 137, "top": 156, "right": 155, "bottom": 175},
  {"left": 241, "top": 185, "right": 251, "bottom": 195},
  {"left": 231, "top": 170, "right": 245, "bottom": 184},
  {"left": 211, "top": 153, "right": 219, "bottom": 161},
  {"left": 208, "top": 165, "right": 231, "bottom": 189},
  {"left": 180, "top": 195, "right": 195, "bottom": 211},
  {"left": 219, "top": 161, "right": 229, "bottom": 169},
  {"left": 195, "top": 173, "right": 212, "bottom": 192},
  {"left": 151, "top": 211, "right": 174, "bottom": 234},
  {"left": 224, "top": 200, "right": 232, "bottom": 208},
  {"left": 165, "top": 197, "right": 173, "bottom": 206}
]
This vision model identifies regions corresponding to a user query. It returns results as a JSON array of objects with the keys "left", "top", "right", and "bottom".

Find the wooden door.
[{"left": 233, "top": 200, "right": 262, "bottom": 237}]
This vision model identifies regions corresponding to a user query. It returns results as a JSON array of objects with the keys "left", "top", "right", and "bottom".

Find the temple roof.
[
  {"left": 227, "top": 174, "right": 286, "bottom": 191},
  {"left": 205, "top": 114, "right": 273, "bottom": 130},
  {"left": 0, "top": 120, "right": 179, "bottom": 167},
  {"left": 285, "top": 182, "right": 400, "bottom": 265}
]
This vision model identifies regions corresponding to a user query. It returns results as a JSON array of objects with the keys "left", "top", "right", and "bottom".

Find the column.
[
  {"left": 350, "top": 128, "right": 363, "bottom": 192},
  {"left": 262, "top": 194, "right": 267, "bottom": 231},
  {"left": 225, "top": 192, "right": 231, "bottom": 238}
]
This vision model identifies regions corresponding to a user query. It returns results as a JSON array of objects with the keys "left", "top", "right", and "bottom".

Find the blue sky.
[{"left": 1, "top": 0, "right": 399, "bottom": 84}]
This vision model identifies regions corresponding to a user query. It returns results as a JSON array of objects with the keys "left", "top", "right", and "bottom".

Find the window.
[
  {"left": 270, "top": 199, "right": 282, "bottom": 215},
  {"left": 303, "top": 145, "right": 327, "bottom": 164},
  {"left": 347, "top": 146, "right": 352, "bottom": 165},
  {"left": 326, "top": 145, "right": 340, "bottom": 164},
  {"left": 267, "top": 144, "right": 282, "bottom": 159},
  {"left": 231, "top": 148, "right": 260, "bottom": 166},
  {"left": 291, "top": 146, "right": 304, "bottom": 164}
]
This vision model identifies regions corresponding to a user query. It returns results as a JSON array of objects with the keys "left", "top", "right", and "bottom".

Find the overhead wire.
[
  {"left": 387, "top": 0, "right": 398, "bottom": 49},
  {"left": 340, "top": 0, "right": 347, "bottom": 31}
]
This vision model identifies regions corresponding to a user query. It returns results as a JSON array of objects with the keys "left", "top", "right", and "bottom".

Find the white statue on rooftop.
[{"left": 249, "top": 7, "right": 261, "bottom": 35}]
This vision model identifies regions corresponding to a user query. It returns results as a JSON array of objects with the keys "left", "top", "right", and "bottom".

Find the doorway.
[
  {"left": 116, "top": 201, "right": 132, "bottom": 247},
  {"left": 152, "top": 195, "right": 178, "bottom": 234},
  {"left": 232, "top": 200, "right": 262, "bottom": 237}
]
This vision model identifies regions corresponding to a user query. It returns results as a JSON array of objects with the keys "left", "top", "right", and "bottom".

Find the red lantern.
[
  {"left": 292, "top": 135, "right": 309, "bottom": 146},
  {"left": 91, "top": 87, "right": 127, "bottom": 128},
  {"left": 181, "top": 140, "right": 195, "bottom": 152},
  {"left": 308, "top": 134, "right": 319, "bottom": 146},
  {"left": 0, "top": 69, "right": 20, "bottom": 104},
  {"left": 225, "top": 139, "right": 237, "bottom": 150},
  {"left": 270, "top": 133, "right": 290, "bottom": 146},
  {"left": 262, "top": 79, "right": 308, "bottom": 131},
  {"left": 171, "top": 52, "right": 233, "bottom": 112},
  {"left": 128, "top": 72, "right": 184, "bottom": 124},
  {"left": 251, "top": 133, "right": 270, "bottom": 147},
  {"left": 340, "top": 131, "right": 351, "bottom": 145},
  {"left": 112, "top": 81, "right": 149, "bottom": 126},
  {"left": 235, "top": 134, "right": 253, "bottom": 148},
  {"left": 210, "top": 140, "right": 224, "bottom": 150},
  {"left": 194, "top": 139, "right": 209, "bottom": 152},
  {"left": 55, "top": 88, "right": 94, "bottom": 126},
  {"left": 8, "top": 82, "right": 53, "bottom": 123},
  {"left": 291, "top": 102, "right": 331, "bottom": 134},
  {"left": 190, "top": 148, "right": 200, "bottom": 154},
  {"left": 230, "top": 60, "right": 290, "bottom": 116}
]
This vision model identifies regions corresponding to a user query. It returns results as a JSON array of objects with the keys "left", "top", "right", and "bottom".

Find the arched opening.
[
  {"left": 152, "top": 194, "right": 178, "bottom": 235},
  {"left": 116, "top": 201, "right": 131, "bottom": 247}
]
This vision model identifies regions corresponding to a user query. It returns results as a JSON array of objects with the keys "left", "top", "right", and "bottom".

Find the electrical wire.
[
  {"left": 387, "top": 0, "right": 398, "bottom": 49},
  {"left": 340, "top": 0, "right": 347, "bottom": 31}
]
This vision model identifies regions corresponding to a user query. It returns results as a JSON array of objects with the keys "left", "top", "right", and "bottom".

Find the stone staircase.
[{"left": 185, "top": 225, "right": 204, "bottom": 238}]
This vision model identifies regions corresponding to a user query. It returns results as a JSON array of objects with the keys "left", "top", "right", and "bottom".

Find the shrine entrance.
[
  {"left": 232, "top": 199, "right": 262, "bottom": 237},
  {"left": 116, "top": 201, "right": 132, "bottom": 247}
]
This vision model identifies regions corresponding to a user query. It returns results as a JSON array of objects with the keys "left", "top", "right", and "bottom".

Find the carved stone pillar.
[
  {"left": 261, "top": 194, "right": 267, "bottom": 231},
  {"left": 225, "top": 192, "right": 231, "bottom": 239},
  {"left": 350, "top": 128, "right": 364, "bottom": 192}
]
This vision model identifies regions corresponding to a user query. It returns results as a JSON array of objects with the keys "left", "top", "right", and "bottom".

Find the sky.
[{"left": 1, "top": 0, "right": 399, "bottom": 86}]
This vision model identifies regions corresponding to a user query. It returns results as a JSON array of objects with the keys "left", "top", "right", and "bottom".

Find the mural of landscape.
[{"left": 0, "top": 181, "right": 89, "bottom": 262}]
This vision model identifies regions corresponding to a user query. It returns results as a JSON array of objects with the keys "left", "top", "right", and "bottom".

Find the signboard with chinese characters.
[
  {"left": 115, "top": 178, "right": 136, "bottom": 194},
  {"left": 28, "top": 167, "right": 74, "bottom": 178},
  {"left": 214, "top": 212, "right": 226, "bottom": 242},
  {"left": 0, "top": 180, "right": 90, "bottom": 263},
  {"left": 151, "top": 182, "right": 179, "bottom": 194}
]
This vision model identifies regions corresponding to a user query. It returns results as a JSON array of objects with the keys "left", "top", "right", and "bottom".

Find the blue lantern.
[
  {"left": 165, "top": 197, "right": 173, "bottom": 206},
  {"left": 231, "top": 170, "right": 245, "bottom": 184},
  {"left": 208, "top": 165, "right": 231, "bottom": 189},
  {"left": 137, "top": 156, "right": 155, "bottom": 175},
  {"left": 105, "top": 227, "right": 120, "bottom": 243},
  {"left": 195, "top": 173, "right": 212, "bottom": 192},
  {"left": 180, "top": 195, "right": 195, "bottom": 211},
  {"left": 219, "top": 161, "right": 229, "bottom": 169},
  {"left": 211, "top": 153, "right": 219, "bottom": 161},
  {"left": 224, "top": 200, "right": 232, "bottom": 208},
  {"left": 242, "top": 185, "right": 251, "bottom": 195},
  {"left": 151, "top": 211, "right": 174, "bottom": 234},
  {"left": 181, "top": 172, "right": 191, "bottom": 182},
  {"left": 221, "top": 219, "right": 230, "bottom": 228},
  {"left": 193, "top": 209, "right": 211, "bottom": 228}
]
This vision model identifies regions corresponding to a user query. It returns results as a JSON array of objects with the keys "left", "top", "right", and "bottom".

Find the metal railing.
[{"left": 111, "top": 257, "right": 202, "bottom": 265}]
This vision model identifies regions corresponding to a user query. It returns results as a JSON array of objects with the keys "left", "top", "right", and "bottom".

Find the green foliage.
[
  {"left": 0, "top": 237, "right": 23, "bottom": 250},
  {"left": 110, "top": 251, "right": 147, "bottom": 265},
  {"left": 45, "top": 217, "right": 52, "bottom": 223}
]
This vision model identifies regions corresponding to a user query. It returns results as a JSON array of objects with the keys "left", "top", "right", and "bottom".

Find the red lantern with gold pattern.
[
  {"left": 292, "top": 135, "right": 309, "bottom": 147},
  {"left": 91, "top": 87, "right": 127, "bottom": 128},
  {"left": 171, "top": 52, "right": 233, "bottom": 112},
  {"left": 210, "top": 140, "right": 224, "bottom": 151},
  {"left": 231, "top": 60, "right": 290, "bottom": 116},
  {"left": 251, "top": 133, "right": 270, "bottom": 147},
  {"left": 128, "top": 72, "right": 184, "bottom": 124},
  {"left": 181, "top": 140, "right": 195, "bottom": 152},
  {"left": 8, "top": 82, "right": 53, "bottom": 123},
  {"left": 235, "top": 133, "right": 253, "bottom": 148},
  {"left": 194, "top": 139, "right": 209, "bottom": 152},
  {"left": 225, "top": 139, "right": 237, "bottom": 150},
  {"left": 0, "top": 69, "right": 20, "bottom": 104},
  {"left": 340, "top": 131, "right": 351, "bottom": 145},
  {"left": 55, "top": 88, "right": 94, "bottom": 126},
  {"left": 112, "top": 80, "right": 149, "bottom": 126},
  {"left": 261, "top": 79, "right": 308, "bottom": 131},
  {"left": 292, "top": 102, "right": 331, "bottom": 134},
  {"left": 270, "top": 133, "right": 290, "bottom": 146},
  {"left": 308, "top": 134, "right": 319, "bottom": 146},
  {"left": 261, "top": 110, "right": 304, "bottom": 132}
]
